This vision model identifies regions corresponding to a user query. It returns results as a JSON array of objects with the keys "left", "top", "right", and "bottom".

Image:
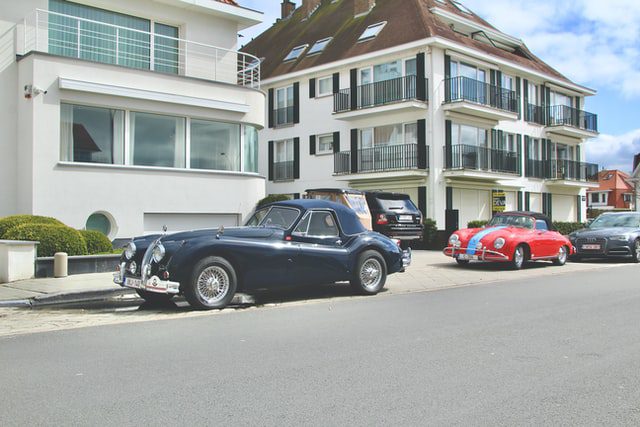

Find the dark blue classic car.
[
  {"left": 569, "top": 212, "right": 640, "bottom": 262},
  {"left": 114, "top": 199, "right": 411, "bottom": 309}
]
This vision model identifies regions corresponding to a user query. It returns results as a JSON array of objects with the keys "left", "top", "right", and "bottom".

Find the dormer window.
[
  {"left": 451, "top": 0, "right": 473, "bottom": 14},
  {"left": 358, "top": 21, "right": 387, "bottom": 42},
  {"left": 283, "top": 44, "right": 309, "bottom": 62},
  {"left": 307, "top": 37, "right": 332, "bottom": 56}
]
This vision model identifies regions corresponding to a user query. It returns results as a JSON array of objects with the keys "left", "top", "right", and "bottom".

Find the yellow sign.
[{"left": 492, "top": 191, "right": 506, "bottom": 212}]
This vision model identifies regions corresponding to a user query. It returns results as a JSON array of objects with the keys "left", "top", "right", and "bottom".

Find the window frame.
[
  {"left": 316, "top": 76, "right": 334, "bottom": 97},
  {"left": 307, "top": 37, "right": 332, "bottom": 56},
  {"left": 283, "top": 44, "right": 309, "bottom": 62},
  {"left": 316, "top": 133, "right": 334, "bottom": 155},
  {"left": 358, "top": 21, "right": 387, "bottom": 42}
]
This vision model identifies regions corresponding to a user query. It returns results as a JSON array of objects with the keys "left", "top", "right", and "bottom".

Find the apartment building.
[
  {"left": 587, "top": 170, "right": 635, "bottom": 212},
  {"left": 0, "top": 0, "right": 265, "bottom": 239},
  {"left": 242, "top": 0, "right": 600, "bottom": 232}
]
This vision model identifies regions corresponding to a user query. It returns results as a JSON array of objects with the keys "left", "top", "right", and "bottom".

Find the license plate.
[
  {"left": 581, "top": 244, "right": 600, "bottom": 250},
  {"left": 124, "top": 277, "right": 143, "bottom": 289},
  {"left": 398, "top": 215, "right": 413, "bottom": 222},
  {"left": 456, "top": 254, "right": 475, "bottom": 261}
]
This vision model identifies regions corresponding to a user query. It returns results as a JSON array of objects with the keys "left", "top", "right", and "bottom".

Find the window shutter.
[
  {"left": 445, "top": 120, "right": 452, "bottom": 168},
  {"left": 349, "top": 68, "right": 358, "bottom": 111},
  {"left": 293, "top": 137, "right": 300, "bottom": 179},
  {"left": 293, "top": 82, "right": 300, "bottom": 124},
  {"left": 517, "top": 134, "right": 522, "bottom": 175},
  {"left": 268, "top": 141, "right": 274, "bottom": 180},
  {"left": 268, "top": 89, "right": 274, "bottom": 128},
  {"left": 446, "top": 187, "right": 453, "bottom": 211},
  {"left": 525, "top": 192, "right": 531, "bottom": 211},
  {"left": 417, "top": 119, "right": 427, "bottom": 169},
  {"left": 491, "top": 129, "right": 497, "bottom": 150},
  {"left": 516, "top": 76, "right": 521, "bottom": 119},
  {"left": 576, "top": 145, "right": 581, "bottom": 162},
  {"left": 333, "top": 131, "right": 340, "bottom": 153},
  {"left": 332, "top": 72, "right": 340, "bottom": 94},
  {"left": 309, "top": 78, "right": 316, "bottom": 98},
  {"left": 350, "top": 128, "right": 358, "bottom": 173},
  {"left": 576, "top": 195, "right": 582, "bottom": 222},
  {"left": 416, "top": 52, "right": 426, "bottom": 101},
  {"left": 309, "top": 135, "right": 316, "bottom": 155},
  {"left": 517, "top": 191, "right": 523, "bottom": 211},
  {"left": 418, "top": 186, "right": 427, "bottom": 219},
  {"left": 490, "top": 70, "right": 496, "bottom": 86},
  {"left": 444, "top": 55, "right": 451, "bottom": 79},
  {"left": 523, "top": 79, "right": 529, "bottom": 120},
  {"left": 575, "top": 96, "right": 581, "bottom": 111}
]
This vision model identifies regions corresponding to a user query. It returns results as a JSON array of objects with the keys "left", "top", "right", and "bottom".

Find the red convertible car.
[{"left": 443, "top": 211, "right": 574, "bottom": 269}]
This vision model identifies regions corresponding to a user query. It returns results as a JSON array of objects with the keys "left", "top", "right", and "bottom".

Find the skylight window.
[
  {"left": 358, "top": 21, "right": 387, "bottom": 42},
  {"left": 283, "top": 44, "right": 309, "bottom": 62},
  {"left": 307, "top": 37, "right": 333, "bottom": 55},
  {"left": 451, "top": 0, "right": 473, "bottom": 14}
]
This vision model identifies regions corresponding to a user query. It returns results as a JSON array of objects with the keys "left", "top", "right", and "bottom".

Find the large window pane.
[
  {"left": 244, "top": 125, "right": 258, "bottom": 173},
  {"left": 154, "top": 23, "right": 179, "bottom": 74},
  {"left": 190, "top": 119, "right": 240, "bottom": 171},
  {"left": 60, "top": 103, "right": 124, "bottom": 164},
  {"left": 130, "top": 112, "right": 185, "bottom": 168}
]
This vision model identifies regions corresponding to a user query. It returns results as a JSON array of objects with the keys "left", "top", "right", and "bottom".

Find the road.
[{"left": 1, "top": 264, "right": 639, "bottom": 425}]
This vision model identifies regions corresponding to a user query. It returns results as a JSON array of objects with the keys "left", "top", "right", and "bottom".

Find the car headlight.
[
  {"left": 494, "top": 237, "right": 506, "bottom": 249},
  {"left": 609, "top": 235, "right": 629, "bottom": 241},
  {"left": 152, "top": 243, "right": 166, "bottom": 263},
  {"left": 128, "top": 261, "right": 137, "bottom": 275},
  {"left": 124, "top": 242, "right": 136, "bottom": 260},
  {"left": 449, "top": 234, "right": 459, "bottom": 245}
]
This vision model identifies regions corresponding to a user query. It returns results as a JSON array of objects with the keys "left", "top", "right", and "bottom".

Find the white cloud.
[{"left": 586, "top": 129, "right": 640, "bottom": 172}]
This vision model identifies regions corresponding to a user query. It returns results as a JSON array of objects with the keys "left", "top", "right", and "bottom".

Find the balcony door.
[
  {"left": 451, "top": 123, "right": 488, "bottom": 169},
  {"left": 450, "top": 61, "right": 486, "bottom": 103},
  {"left": 359, "top": 59, "right": 416, "bottom": 107},
  {"left": 552, "top": 143, "right": 575, "bottom": 179},
  {"left": 275, "top": 86, "right": 294, "bottom": 126},
  {"left": 274, "top": 139, "right": 294, "bottom": 181}
]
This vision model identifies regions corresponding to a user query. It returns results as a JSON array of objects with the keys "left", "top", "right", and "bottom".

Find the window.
[
  {"left": 274, "top": 139, "right": 294, "bottom": 181},
  {"left": 317, "top": 134, "right": 334, "bottom": 154},
  {"left": 550, "top": 91, "right": 573, "bottom": 107},
  {"left": 307, "top": 37, "right": 332, "bottom": 56},
  {"left": 190, "top": 119, "right": 240, "bottom": 171},
  {"left": 60, "top": 104, "right": 124, "bottom": 164},
  {"left": 244, "top": 125, "right": 259, "bottom": 173},
  {"left": 275, "top": 85, "right": 294, "bottom": 126},
  {"left": 501, "top": 74, "right": 514, "bottom": 91},
  {"left": 284, "top": 44, "right": 308, "bottom": 62},
  {"left": 590, "top": 193, "right": 600, "bottom": 204},
  {"left": 86, "top": 212, "right": 112, "bottom": 236},
  {"left": 49, "top": 0, "right": 178, "bottom": 73},
  {"left": 317, "top": 76, "right": 333, "bottom": 96},
  {"left": 294, "top": 211, "right": 339, "bottom": 237},
  {"left": 358, "top": 22, "right": 387, "bottom": 41},
  {"left": 527, "top": 82, "right": 538, "bottom": 105},
  {"left": 359, "top": 123, "right": 417, "bottom": 148},
  {"left": 623, "top": 194, "right": 632, "bottom": 203},
  {"left": 451, "top": 0, "right": 473, "bottom": 14},
  {"left": 450, "top": 60, "right": 486, "bottom": 82},
  {"left": 528, "top": 138, "right": 541, "bottom": 161},
  {"left": 451, "top": 123, "right": 488, "bottom": 147},
  {"left": 130, "top": 112, "right": 185, "bottom": 168},
  {"left": 502, "top": 133, "right": 517, "bottom": 153}
]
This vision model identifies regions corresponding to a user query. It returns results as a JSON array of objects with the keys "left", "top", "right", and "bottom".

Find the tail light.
[
  {"left": 376, "top": 214, "right": 388, "bottom": 225},
  {"left": 395, "top": 239, "right": 402, "bottom": 248}
]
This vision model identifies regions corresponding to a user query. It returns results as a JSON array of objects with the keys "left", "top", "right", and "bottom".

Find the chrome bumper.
[
  {"left": 113, "top": 263, "right": 180, "bottom": 294},
  {"left": 402, "top": 248, "right": 412, "bottom": 268},
  {"left": 442, "top": 246, "right": 509, "bottom": 261}
]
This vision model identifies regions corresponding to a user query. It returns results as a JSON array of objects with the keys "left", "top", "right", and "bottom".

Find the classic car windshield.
[
  {"left": 487, "top": 215, "right": 535, "bottom": 229},
  {"left": 246, "top": 206, "right": 300, "bottom": 229},
  {"left": 590, "top": 213, "right": 640, "bottom": 229}
]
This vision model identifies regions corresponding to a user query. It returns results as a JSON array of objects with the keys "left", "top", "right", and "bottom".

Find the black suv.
[{"left": 364, "top": 191, "right": 424, "bottom": 244}]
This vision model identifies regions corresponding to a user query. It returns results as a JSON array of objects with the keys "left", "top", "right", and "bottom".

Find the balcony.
[
  {"left": 333, "top": 76, "right": 428, "bottom": 120},
  {"left": 525, "top": 159, "right": 550, "bottom": 179},
  {"left": 16, "top": 9, "right": 260, "bottom": 88},
  {"left": 443, "top": 76, "right": 519, "bottom": 122},
  {"left": 273, "top": 160, "right": 295, "bottom": 182},
  {"left": 545, "top": 105, "right": 598, "bottom": 138},
  {"left": 334, "top": 144, "right": 427, "bottom": 176},
  {"left": 444, "top": 144, "right": 520, "bottom": 181},
  {"left": 525, "top": 158, "right": 599, "bottom": 186},
  {"left": 273, "top": 106, "right": 294, "bottom": 127},
  {"left": 525, "top": 103, "right": 545, "bottom": 125}
]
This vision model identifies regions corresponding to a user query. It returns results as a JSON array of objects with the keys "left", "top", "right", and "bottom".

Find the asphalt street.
[{"left": 1, "top": 264, "right": 639, "bottom": 426}]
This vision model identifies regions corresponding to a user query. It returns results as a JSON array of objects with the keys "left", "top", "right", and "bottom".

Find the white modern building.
[
  {"left": 0, "top": 0, "right": 266, "bottom": 239},
  {"left": 243, "top": 0, "right": 600, "bottom": 233}
]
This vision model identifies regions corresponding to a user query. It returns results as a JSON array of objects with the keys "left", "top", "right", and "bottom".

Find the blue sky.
[{"left": 238, "top": 0, "right": 640, "bottom": 172}]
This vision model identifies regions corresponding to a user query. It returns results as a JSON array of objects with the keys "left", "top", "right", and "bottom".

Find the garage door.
[
  {"left": 143, "top": 213, "right": 240, "bottom": 234},
  {"left": 529, "top": 193, "right": 542, "bottom": 213},
  {"left": 552, "top": 194, "right": 576, "bottom": 222},
  {"left": 452, "top": 188, "right": 491, "bottom": 228}
]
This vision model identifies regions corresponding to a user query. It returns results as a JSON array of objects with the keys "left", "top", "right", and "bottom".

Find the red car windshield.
[{"left": 487, "top": 215, "right": 535, "bottom": 229}]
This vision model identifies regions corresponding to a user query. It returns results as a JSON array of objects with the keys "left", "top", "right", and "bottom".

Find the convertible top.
[
  {"left": 268, "top": 199, "right": 367, "bottom": 235},
  {"left": 497, "top": 211, "right": 554, "bottom": 231}
]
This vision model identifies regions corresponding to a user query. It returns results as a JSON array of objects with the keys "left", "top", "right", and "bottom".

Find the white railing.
[{"left": 17, "top": 9, "right": 260, "bottom": 88}]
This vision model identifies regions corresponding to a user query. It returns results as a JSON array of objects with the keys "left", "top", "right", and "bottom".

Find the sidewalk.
[{"left": 0, "top": 272, "right": 130, "bottom": 307}]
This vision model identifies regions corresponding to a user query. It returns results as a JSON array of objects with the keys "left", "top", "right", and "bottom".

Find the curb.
[{"left": 0, "top": 288, "right": 136, "bottom": 308}]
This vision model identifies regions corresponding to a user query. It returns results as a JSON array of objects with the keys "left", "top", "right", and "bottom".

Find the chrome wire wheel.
[
  {"left": 360, "top": 258, "right": 383, "bottom": 291},
  {"left": 196, "top": 266, "right": 230, "bottom": 304},
  {"left": 554, "top": 245, "right": 568, "bottom": 266},
  {"left": 512, "top": 246, "right": 525, "bottom": 269}
]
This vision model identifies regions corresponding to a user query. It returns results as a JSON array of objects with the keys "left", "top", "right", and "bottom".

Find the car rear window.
[{"left": 376, "top": 198, "right": 419, "bottom": 212}]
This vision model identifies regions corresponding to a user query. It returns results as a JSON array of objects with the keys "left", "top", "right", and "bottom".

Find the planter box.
[
  {"left": 0, "top": 240, "right": 39, "bottom": 283},
  {"left": 36, "top": 254, "right": 121, "bottom": 278}
]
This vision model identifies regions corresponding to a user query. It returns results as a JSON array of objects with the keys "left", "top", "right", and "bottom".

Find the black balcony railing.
[
  {"left": 444, "top": 76, "right": 518, "bottom": 113},
  {"left": 273, "top": 160, "right": 294, "bottom": 181},
  {"left": 551, "top": 160, "right": 599, "bottom": 182},
  {"left": 546, "top": 105, "right": 598, "bottom": 132},
  {"left": 525, "top": 159, "right": 551, "bottom": 179},
  {"left": 333, "top": 75, "right": 428, "bottom": 113},
  {"left": 333, "top": 144, "right": 426, "bottom": 174},
  {"left": 444, "top": 144, "right": 520, "bottom": 174},
  {"left": 274, "top": 106, "right": 294, "bottom": 126},
  {"left": 526, "top": 103, "right": 545, "bottom": 125}
]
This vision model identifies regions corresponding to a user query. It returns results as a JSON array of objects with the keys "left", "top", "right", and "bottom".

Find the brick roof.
[
  {"left": 217, "top": 0, "right": 238, "bottom": 5},
  {"left": 242, "top": 0, "right": 570, "bottom": 83}
]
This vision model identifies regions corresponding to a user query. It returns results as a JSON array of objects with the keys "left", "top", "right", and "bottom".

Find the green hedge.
[
  {"left": 257, "top": 194, "right": 291, "bottom": 208},
  {"left": 423, "top": 218, "right": 438, "bottom": 244},
  {"left": 467, "top": 220, "right": 489, "bottom": 229},
  {"left": 0, "top": 215, "right": 64, "bottom": 239},
  {"left": 4, "top": 224, "right": 88, "bottom": 257},
  {"left": 79, "top": 230, "right": 112, "bottom": 254},
  {"left": 553, "top": 222, "right": 587, "bottom": 236}
]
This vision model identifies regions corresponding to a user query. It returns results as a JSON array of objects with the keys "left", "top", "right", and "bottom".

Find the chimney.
[
  {"left": 302, "top": 0, "right": 322, "bottom": 17},
  {"left": 634, "top": 153, "right": 640, "bottom": 172},
  {"left": 281, "top": 0, "right": 296, "bottom": 19},
  {"left": 354, "top": 0, "right": 375, "bottom": 17}
]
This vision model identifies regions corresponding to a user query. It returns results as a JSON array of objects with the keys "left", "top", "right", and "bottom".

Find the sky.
[{"left": 237, "top": 0, "right": 640, "bottom": 173}]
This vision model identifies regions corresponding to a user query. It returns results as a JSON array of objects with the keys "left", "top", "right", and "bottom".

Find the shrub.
[
  {"left": 4, "top": 224, "right": 88, "bottom": 257},
  {"left": 467, "top": 220, "right": 488, "bottom": 229},
  {"left": 553, "top": 222, "right": 587, "bottom": 236},
  {"left": 423, "top": 218, "right": 438, "bottom": 244},
  {"left": 257, "top": 194, "right": 291, "bottom": 208},
  {"left": 0, "top": 215, "right": 64, "bottom": 239},
  {"left": 79, "top": 230, "right": 112, "bottom": 254}
]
